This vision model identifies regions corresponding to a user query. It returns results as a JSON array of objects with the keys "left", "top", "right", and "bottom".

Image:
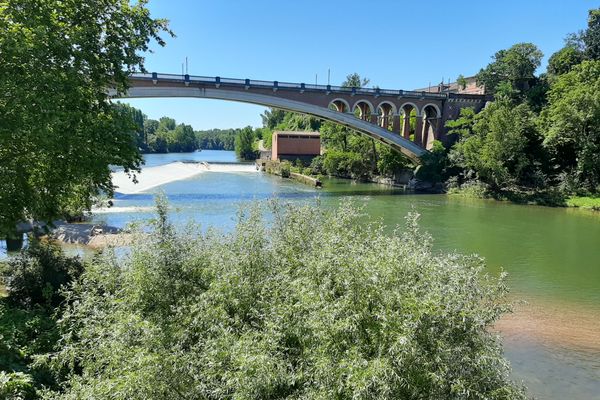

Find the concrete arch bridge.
[{"left": 114, "top": 73, "right": 488, "bottom": 162}]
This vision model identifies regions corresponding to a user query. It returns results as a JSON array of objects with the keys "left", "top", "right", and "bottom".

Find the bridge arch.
[
  {"left": 328, "top": 98, "right": 351, "bottom": 113},
  {"left": 399, "top": 102, "right": 419, "bottom": 141},
  {"left": 399, "top": 101, "right": 420, "bottom": 116},
  {"left": 421, "top": 104, "right": 441, "bottom": 150},
  {"left": 353, "top": 100, "right": 374, "bottom": 121},
  {"left": 377, "top": 101, "right": 396, "bottom": 131},
  {"left": 421, "top": 102, "right": 441, "bottom": 117}
]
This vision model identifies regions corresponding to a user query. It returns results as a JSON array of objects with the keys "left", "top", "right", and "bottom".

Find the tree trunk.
[{"left": 5, "top": 229, "right": 24, "bottom": 252}]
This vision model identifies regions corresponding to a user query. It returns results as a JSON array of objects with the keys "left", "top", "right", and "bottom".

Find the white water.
[{"left": 111, "top": 161, "right": 257, "bottom": 194}]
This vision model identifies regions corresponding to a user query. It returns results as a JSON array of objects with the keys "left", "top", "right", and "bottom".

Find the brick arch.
[
  {"left": 376, "top": 100, "right": 397, "bottom": 115},
  {"left": 328, "top": 98, "right": 351, "bottom": 113},
  {"left": 352, "top": 99, "right": 375, "bottom": 114},
  {"left": 399, "top": 101, "right": 420, "bottom": 116}
]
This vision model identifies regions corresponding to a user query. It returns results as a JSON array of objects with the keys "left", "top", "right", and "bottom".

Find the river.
[{"left": 23, "top": 150, "right": 600, "bottom": 398}]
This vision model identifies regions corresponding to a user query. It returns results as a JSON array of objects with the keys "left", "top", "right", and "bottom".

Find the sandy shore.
[
  {"left": 494, "top": 298, "right": 600, "bottom": 352},
  {"left": 112, "top": 162, "right": 257, "bottom": 194}
]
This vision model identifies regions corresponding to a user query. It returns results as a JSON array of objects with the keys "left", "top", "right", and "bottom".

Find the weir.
[{"left": 112, "top": 161, "right": 258, "bottom": 194}]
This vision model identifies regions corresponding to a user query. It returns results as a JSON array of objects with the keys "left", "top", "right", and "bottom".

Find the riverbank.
[
  {"left": 447, "top": 183, "right": 600, "bottom": 211},
  {"left": 51, "top": 222, "right": 133, "bottom": 248},
  {"left": 566, "top": 196, "right": 600, "bottom": 211}
]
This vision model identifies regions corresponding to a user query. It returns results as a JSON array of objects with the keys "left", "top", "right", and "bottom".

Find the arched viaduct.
[{"left": 113, "top": 73, "right": 488, "bottom": 162}]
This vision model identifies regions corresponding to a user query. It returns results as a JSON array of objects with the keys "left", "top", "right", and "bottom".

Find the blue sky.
[{"left": 120, "top": 0, "right": 598, "bottom": 130}]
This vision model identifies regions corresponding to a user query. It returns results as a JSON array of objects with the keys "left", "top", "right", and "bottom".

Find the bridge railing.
[{"left": 131, "top": 73, "right": 450, "bottom": 100}]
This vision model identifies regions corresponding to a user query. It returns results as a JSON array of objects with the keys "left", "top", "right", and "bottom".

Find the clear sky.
[{"left": 119, "top": 0, "right": 598, "bottom": 130}]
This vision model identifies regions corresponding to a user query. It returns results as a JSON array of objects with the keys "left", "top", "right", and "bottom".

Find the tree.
[
  {"left": 449, "top": 98, "right": 546, "bottom": 190},
  {"left": 342, "top": 72, "right": 370, "bottom": 88},
  {"left": 261, "top": 108, "right": 287, "bottom": 130},
  {"left": 445, "top": 107, "right": 477, "bottom": 138},
  {"left": 0, "top": 0, "right": 171, "bottom": 236},
  {"left": 195, "top": 128, "right": 238, "bottom": 150},
  {"left": 456, "top": 74, "right": 468, "bottom": 90},
  {"left": 260, "top": 128, "right": 273, "bottom": 149},
  {"left": 157, "top": 117, "right": 177, "bottom": 132},
  {"left": 144, "top": 118, "right": 159, "bottom": 150},
  {"left": 47, "top": 201, "right": 527, "bottom": 399},
  {"left": 235, "top": 126, "right": 257, "bottom": 160},
  {"left": 539, "top": 60, "right": 600, "bottom": 192},
  {"left": 114, "top": 103, "right": 147, "bottom": 149},
  {"left": 476, "top": 43, "right": 543, "bottom": 94},
  {"left": 547, "top": 45, "right": 584, "bottom": 76},
  {"left": 170, "top": 124, "right": 197, "bottom": 153},
  {"left": 583, "top": 8, "right": 600, "bottom": 60}
]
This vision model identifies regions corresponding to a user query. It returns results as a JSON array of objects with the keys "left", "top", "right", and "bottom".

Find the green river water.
[{"left": 22, "top": 150, "right": 600, "bottom": 398}]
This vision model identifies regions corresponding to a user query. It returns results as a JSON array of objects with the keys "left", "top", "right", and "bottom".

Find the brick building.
[{"left": 271, "top": 131, "right": 321, "bottom": 163}]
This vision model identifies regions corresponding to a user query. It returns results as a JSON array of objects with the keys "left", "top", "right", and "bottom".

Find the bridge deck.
[{"left": 132, "top": 73, "right": 455, "bottom": 101}]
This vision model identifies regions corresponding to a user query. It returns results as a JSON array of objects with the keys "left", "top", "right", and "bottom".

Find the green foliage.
[
  {"left": 279, "top": 160, "right": 291, "bottom": 178},
  {"left": 415, "top": 140, "right": 448, "bottom": 184},
  {"left": 0, "top": 241, "right": 84, "bottom": 398},
  {"left": 308, "top": 156, "right": 324, "bottom": 175},
  {"left": 320, "top": 121, "right": 350, "bottom": 151},
  {"left": 157, "top": 117, "right": 176, "bottom": 132},
  {"left": 0, "top": 371, "right": 36, "bottom": 399},
  {"left": 566, "top": 195, "right": 600, "bottom": 210},
  {"left": 113, "top": 103, "right": 146, "bottom": 149},
  {"left": 322, "top": 151, "right": 371, "bottom": 180},
  {"left": 342, "top": 73, "right": 370, "bottom": 88},
  {"left": 195, "top": 128, "right": 237, "bottom": 151},
  {"left": 2, "top": 240, "right": 84, "bottom": 309},
  {"left": 449, "top": 99, "right": 546, "bottom": 190},
  {"left": 547, "top": 45, "right": 584, "bottom": 76},
  {"left": 261, "top": 128, "right": 273, "bottom": 149},
  {"left": 47, "top": 201, "right": 526, "bottom": 399},
  {"left": 0, "top": 0, "right": 171, "bottom": 235},
  {"left": 376, "top": 146, "right": 412, "bottom": 176},
  {"left": 476, "top": 43, "right": 543, "bottom": 94},
  {"left": 539, "top": 60, "right": 600, "bottom": 192},
  {"left": 583, "top": 8, "right": 600, "bottom": 60},
  {"left": 235, "top": 126, "right": 258, "bottom": 160},
  {"left": 0, "top": 303, "right": 59, "bottom": 398},
  {"left": 456, "top": 74, "right": 468, "bottom": 90},
  {"left": 446, "top": 107, "right": 477, "bottom": 137},
  {"left": 261, "top": 108, "right": 287, "bottom": 130},
  {"left": 276, "top": 113, "right": 321, "bottom": 132}
]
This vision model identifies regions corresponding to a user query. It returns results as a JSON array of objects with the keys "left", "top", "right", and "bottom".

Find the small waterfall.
[{"left": 112, "top": 161, "right": 258, "bottom": 194}]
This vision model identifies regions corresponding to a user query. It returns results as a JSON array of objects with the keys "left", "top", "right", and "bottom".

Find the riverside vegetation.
[
  {"left": 113, "top": 103, "right": 266, "bottom": 156},
  {"left": 1, "top": 199, "right": 527, "bottom": 399}
]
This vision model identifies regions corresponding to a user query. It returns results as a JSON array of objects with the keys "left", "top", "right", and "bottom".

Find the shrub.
[
  {"left": 48, "top": 200, "right": 526, "bottom": 399},
  {"left": 280, "top": 160, "right": 291, "bottom": 178},
  {"left": 2, "top": 240, "right": 84, "bottom": 309},
  {"left": 322, "top": 151, "right": 371, "bottom": 180},
  {"left": 308, "top": 155, "right": 324, "bottom": 175},
  {"left": 0, "top": 372, "right": 36, "bottom": 399},
  {"left": 415, "top": 140, "right": 448, "bottom": 184}
]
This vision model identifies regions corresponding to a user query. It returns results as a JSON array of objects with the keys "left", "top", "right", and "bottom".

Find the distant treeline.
[
  {"left": 195, "top": 129, "right": 237, "bottom": 151},
  {"left": 114, "top": 103, "right": 243, "bottom": 153}
]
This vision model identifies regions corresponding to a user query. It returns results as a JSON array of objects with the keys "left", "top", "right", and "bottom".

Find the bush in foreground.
[{"left": 49, "top": 200, "right": 526, "bottom": 399}]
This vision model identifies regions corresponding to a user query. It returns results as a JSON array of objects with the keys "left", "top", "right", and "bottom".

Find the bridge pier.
[
  {"left": 392, "top": 114, "right": 401, "bottom": 133},
  {"left": 415, "top": 116, "right": 424, "bottom": 147},
  {"left": 402, "top": 113, "right": 411, "bottom": 139}
]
